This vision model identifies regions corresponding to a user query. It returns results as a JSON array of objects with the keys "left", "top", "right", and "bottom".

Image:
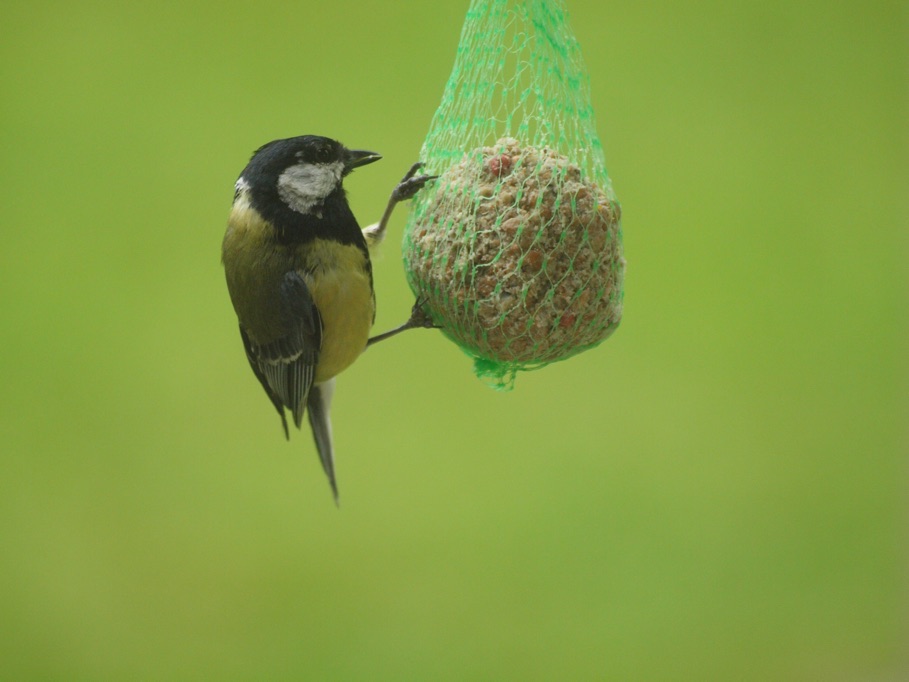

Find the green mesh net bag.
[{"left": 403, "top": 0, "right": 625, "bottom": 389}]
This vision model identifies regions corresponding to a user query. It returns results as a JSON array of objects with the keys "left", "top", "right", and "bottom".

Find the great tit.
[{"left": 222, "top": 135, "right": 435, "bottom": 502}]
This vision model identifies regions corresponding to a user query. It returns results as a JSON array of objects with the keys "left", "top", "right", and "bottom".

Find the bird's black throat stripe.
[{"left": 251, "top": 184, "right": 369, "bottom": 257}]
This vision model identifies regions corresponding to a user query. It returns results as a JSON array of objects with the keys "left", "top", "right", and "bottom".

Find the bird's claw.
[
  {"left": 402, "top": 161, "right": 424, "bottom": 181},
  {"left": 365, "top": 295, "right": 440, "bottom": 348},
  {"left": 409, "top": 294, "right": 439, "bottom": 330},
  {"left": 392, "top": 162, "right": 438, "bottom": 202}
]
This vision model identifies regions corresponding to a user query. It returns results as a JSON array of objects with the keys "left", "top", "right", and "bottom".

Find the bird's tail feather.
[{"left": 307, "top": 379, "right": 338, "bottom": 504}]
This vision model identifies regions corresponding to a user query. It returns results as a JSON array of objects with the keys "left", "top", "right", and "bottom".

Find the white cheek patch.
[{"left": 277, "top": 161, "right": 344, "bottom": 215}]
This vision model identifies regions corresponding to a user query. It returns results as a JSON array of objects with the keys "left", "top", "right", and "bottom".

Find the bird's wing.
[
  {"left": 242, "top": 271, "right": 322, "bottom": 432},
  {"left": 240, "top": 326, "right": 290, "bottom": 439}
]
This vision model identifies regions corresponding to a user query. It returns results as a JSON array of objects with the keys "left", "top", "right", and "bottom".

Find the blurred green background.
[{"left": 1, "top": 1, "right": 906, "bottom": 679}]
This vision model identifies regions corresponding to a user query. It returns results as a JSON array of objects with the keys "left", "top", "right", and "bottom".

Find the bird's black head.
[{"left": 235, "top": 135, "right": 381, "bottom": 227}]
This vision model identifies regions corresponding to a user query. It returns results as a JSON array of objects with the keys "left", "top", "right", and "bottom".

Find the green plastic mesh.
[{"left": 403, "top": 0, "right": 625, "bottom": 390}]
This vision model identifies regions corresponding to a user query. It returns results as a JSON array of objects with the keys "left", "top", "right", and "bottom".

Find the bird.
[{"left": 222, "top": 135, "right": 436, "bottom": 502}]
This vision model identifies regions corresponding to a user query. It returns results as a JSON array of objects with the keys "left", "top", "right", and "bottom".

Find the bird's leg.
[
  {"left": 362, "top": 162, "right": 438, "bottom": 248},
  {"left": 367, "top": 296, "right": 439, "bottom": 347},
  {"left": 363, "top": 163, "right": 439, "bottom": 347}
]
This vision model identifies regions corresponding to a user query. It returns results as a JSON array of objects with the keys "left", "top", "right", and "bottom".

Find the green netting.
[{"left": 403, "top": 0, "right": 625, "bottom": 390}]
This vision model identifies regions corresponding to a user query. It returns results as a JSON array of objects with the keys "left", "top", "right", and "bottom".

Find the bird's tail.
[{"left": 307, "top": 379, "right": 338, "bottom": 504}]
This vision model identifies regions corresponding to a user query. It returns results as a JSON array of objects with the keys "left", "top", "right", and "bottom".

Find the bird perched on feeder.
[{"left": 222, "top": 134, "right": 436, "bottom": 502}]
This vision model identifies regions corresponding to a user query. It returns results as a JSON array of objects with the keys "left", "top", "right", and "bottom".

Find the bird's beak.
[{"left": 344, "top": 148, "right": 382, "bottom": 173}]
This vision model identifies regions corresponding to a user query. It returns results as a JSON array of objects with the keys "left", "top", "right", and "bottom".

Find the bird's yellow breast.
[
  {"left": 299, "top": 239, "right": 374, "bottom": 383},
  {"left": 223, "top": 200, "right": 374, "bottom": 383}
]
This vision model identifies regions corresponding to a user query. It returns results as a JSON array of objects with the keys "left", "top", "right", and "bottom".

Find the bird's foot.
[
  {"left": 366, "top": 295, "right": 440, "bottom": 347},
  {"left": 407, "top": 294, "right": 439, "bottom": 330},
  {"left": 392, "top": 162, "right": 438, "bottom": 202}
]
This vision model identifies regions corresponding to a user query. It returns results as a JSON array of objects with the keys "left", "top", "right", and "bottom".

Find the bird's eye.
[{"left": 315, "top": 145, "right": 332, "bottom": 162}]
